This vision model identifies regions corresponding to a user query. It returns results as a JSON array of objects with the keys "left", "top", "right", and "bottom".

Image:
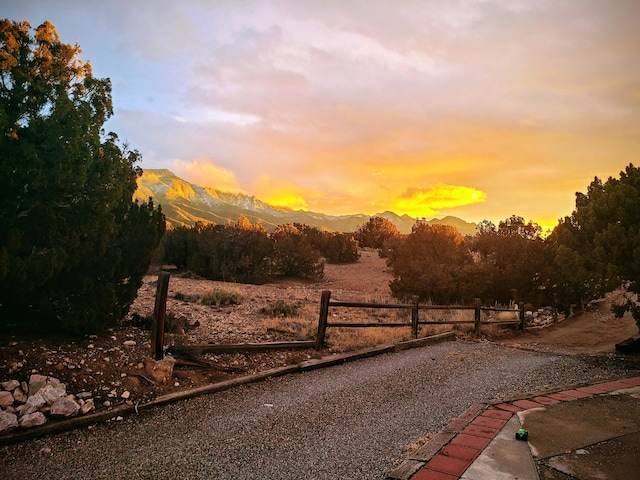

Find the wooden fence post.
[
  {"left": 151, "top": 272, "right": 170, "bottom": 360},
  {"left": 315, "top": 290, "right": 332, "bottom": 351},
  {"left": 474, "top": 298, "right": 481, "bottom": 335},
  {"left": 519, "top": 302, "right": 526, "bottom": 331},
  {"left": 411, "top": 295, "right": 419, "bottom": 339}
]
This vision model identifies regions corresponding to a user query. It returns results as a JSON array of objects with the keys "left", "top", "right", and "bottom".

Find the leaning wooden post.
[
  {"left": 519, "top": 302, "right": 526, "bottom": 331},
  {"left": 474, "top": 298, "right": 482, "bottom": 335},
  {"left": 315, "top": 290, "right": 331, "bottom": 351},
  {"left": 151, "top": 272, "right": 170, "bottom": 360},
  {"left": 411, "top": 295, "right": 419, "bottom": 339}
]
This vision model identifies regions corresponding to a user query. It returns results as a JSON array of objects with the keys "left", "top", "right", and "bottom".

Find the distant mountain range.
[{"left": 134, "top": 169, "right": 477, "bottom": 236}]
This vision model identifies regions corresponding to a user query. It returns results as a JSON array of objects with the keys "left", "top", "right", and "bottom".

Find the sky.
[{"left": 4, "top": 0, "right": 640, "bottom": 229}]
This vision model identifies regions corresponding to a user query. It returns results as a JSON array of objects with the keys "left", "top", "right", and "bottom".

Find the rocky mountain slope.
[{"left": 134, "top": 169, "right": 477, "bottom": 235}]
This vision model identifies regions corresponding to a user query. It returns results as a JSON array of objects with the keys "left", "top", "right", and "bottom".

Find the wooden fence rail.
[{"left": 315, "top": 290, "right": 524, "bottom": 350}]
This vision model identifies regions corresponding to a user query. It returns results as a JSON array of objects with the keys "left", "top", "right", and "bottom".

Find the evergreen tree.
[
  {"left": 552, "top": 164, "right": 640, "bottom": 327},
  {"left": 0, "top": 20, "right": 165, "bottom": 332}
]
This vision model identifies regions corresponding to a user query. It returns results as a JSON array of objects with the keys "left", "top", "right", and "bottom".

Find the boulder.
[
  {"left": 28, "top": 374, "right": 65, "bottom": 397},
  {"left": 39, "top": 385, "right": 67, "bottom": 405},
  {"left": 0, "top": 391, "right": 14, "bottom": 408},
  {"left": 22, "top": 393, "right": 47, "bottom": 415},
  {"left": 144, "top": 356, "right": 176, "bottom": 384},
  {"left": 18, "top": 411, "right": 47, "bottom": 428},
  {"left": 12, "top": 386, "right": 27, "bottom": 404},
  {"left": 0, "top": 410, "right": 18, "bottom": 434},
  {"left": 1, "top": 380, "right": 20, "bottom": 391},
  {"left": 27, "top": 374, "right": 48, "bottom": 397},
  {"left": 50, "top": 395, "right": 80, "bottom": 418}
]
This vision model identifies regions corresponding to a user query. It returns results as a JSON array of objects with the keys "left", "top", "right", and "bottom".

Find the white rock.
[
  {"left": 50, "top": 395, "right": 80, "bottom": 418},
  {"left": 40, "top": 385, "right": 67, "bottom": 405},
  {"left": 22, "top": 393, "right": 47, "bottom": 415},
  {"left": 18, "top": 411, "right": 47, "bottom": 428},
  {"left": 123, "top": 340, "right": 137, "bottom": 346},
  {"left": 121, "top": 391, "right": 131, "bottom": 399},
  {"left": 0, "top": 410, "right": 18, "bottom": 434}
]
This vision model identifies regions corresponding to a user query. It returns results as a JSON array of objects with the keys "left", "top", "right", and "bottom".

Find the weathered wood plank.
[{"left": 167, "top": 341, "right": 315, "bottom": 355}]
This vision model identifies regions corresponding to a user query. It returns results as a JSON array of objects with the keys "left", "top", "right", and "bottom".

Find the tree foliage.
[
  {"left": 388, "top": 221, "right": 471, "bottom": 303},
  {"left": 162, "top": 219, "right": 327, "bottom": 283},
  {"left": 0, "top": 20, "right": 165, "bottom": 332},
  {"left": 355, "top": 216, "right": 401, "bottom": 255},
  {"left": 387, "top": 216, "right": 551, "bottom": 306},
  {"left": 550, "top": 164, "right": 640, "bottom": 326}
]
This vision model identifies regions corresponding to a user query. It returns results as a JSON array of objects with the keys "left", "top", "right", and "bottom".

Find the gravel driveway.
[{"left": 1, "top": 340, "right": 635, "bottom": 479}]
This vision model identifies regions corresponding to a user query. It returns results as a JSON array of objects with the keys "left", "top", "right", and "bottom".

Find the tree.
[
  {"left": 469, "top": 216, "right": 548, "bottom": 305},
  {"left": 388, "top": 221, "right": 471, "bottom": 303},
  {"left": 0, "top": 20, "right": 165, "bottom": 332},
  {"left": 355, "top": 216, "right": 401, "bottom": 255},
  {"left": 552, "top": 164, "right": 640, "bottom": 327},
  {"left": 271, "top": 224, "right": 324, "bottom": 279}
]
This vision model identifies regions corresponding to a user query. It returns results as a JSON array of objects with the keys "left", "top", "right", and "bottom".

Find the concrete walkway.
[{"left": 387, "top": 376, "right": 640, "bottom": 480}]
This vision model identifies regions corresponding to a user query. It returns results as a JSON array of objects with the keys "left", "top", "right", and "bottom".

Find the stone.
[
  {"left": 22, "top": 393, "right": 47, "bottom": 415},
  {"left": 76, "top": 391, "right": 93, "bottom": 400},
  {"left": 144, "top": 356, "right": 176, "bottom": 384},
  {"left": 28, "top": 374, "right": 65, "bottom": 397},
  {"left": 0, "top": 410, "right": 18, "bottom": 434},
  {"left": 40, "top": 385, "right": 67, "bottom": 405},
  {"left": 121, "top": 391, "right": 131, "bottom": 399},
  {"left": 12, "top": 386, "right": 28, "bottom": 404},
  {"left": 79, "top": 399, "right": 95, "bottom": 415},
  {"left": 18, "top": 411, "right": 47, "bottom": 428},
  {"left": 28, "top": 374, "right": 48, "bottom": 396},
  {"left": 1, "top": 380, "right": 20, "bottom": 391},
  {"left": 123, "top": 340, "right": 137, "bottom": 346},
  {"left": 50, "top": 395, "right": 80, "bottom": 418},
  {"left": 0, "top": 390, "right": 14, "bottom": 408}
]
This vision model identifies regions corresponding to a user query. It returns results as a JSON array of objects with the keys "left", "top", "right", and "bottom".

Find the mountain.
[{"left": 134, "top": 169, "right": 477, "bottom": 236}]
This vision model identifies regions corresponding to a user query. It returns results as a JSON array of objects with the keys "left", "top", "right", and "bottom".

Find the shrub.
[{"left": 260, "top": 300, "right": 300, "bottom": 317}]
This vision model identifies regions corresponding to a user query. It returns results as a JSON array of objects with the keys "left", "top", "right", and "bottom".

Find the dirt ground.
[
  {"left": 500, "top": 291, "right": 639, "bottom": 355},
  {"left": 1, "top": 249, "right": 638, "bottom": 413}
]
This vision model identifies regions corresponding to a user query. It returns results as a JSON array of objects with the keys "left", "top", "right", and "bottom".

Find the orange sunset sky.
[{"left": 5, "top": 1, "right": 640, "bottom": 230}]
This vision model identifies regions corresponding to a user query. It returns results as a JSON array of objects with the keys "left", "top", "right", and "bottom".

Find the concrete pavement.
[{"left": 387, "top": 376, "right": 640, "bottom": 480}]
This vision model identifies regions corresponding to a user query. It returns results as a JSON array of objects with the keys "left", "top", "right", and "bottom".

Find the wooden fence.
[
  {"left": 315, "top": 290, "right": 525, "bottom": 350},
  {"left": 151, "top": 274, "right": 525, "bottom": 359}
]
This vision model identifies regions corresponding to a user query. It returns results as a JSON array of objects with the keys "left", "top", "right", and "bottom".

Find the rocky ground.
[{"left": 1, "top": 249, "right": 638, "bottom": 436}]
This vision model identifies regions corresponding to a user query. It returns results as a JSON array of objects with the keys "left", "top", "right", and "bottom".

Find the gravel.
[{"left": 1, "top": 339, "right": 637, "bottom": 479}]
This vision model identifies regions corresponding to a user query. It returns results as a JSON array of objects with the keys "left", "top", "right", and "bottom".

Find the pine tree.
[{"left": 0, "top": 20, "right": 165, "bottom": 332}]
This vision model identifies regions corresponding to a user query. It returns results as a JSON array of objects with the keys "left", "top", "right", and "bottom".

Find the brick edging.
[{"left": 385, "top": 376, "right": 640, "bottom": 480}]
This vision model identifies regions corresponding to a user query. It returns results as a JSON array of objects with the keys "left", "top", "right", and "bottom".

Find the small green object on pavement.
[{"left": 515, "top": 428, "right": 529, "bottom": 441}]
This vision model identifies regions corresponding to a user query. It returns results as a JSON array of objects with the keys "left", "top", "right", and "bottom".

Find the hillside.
[{"left": 135, "top": 169, "right": 477, "bottom": 235}]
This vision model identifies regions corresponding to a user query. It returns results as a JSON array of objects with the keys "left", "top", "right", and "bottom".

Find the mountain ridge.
[{"left": 134, "top": 169, "right": 477, "bottom": 236}]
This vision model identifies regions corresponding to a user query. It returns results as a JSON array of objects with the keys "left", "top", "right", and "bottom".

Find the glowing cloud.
[
  {"left": 252, "top": 176, "right": 311, "bottom": 210},
  {"left": 171, "top": 159, "right": 244, "bottom": 193},
  {"left": 393, "top": 184, "right": 487, "bottom": 218}
]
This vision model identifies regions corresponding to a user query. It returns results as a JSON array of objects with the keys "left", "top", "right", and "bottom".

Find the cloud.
[
  {"left": 393, "top": 184, "right": 488, "bottom": 218},
  {"left": 171, "top": 159, "right": 244, "bottom": 194}
]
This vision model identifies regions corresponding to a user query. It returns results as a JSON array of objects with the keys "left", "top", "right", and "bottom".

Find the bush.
[
  {"left": 260, "top": 300, "right": 300, "bottom": 317},
  {"left": 175, "top": 289, "right": 243, "bottom": 307}
]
